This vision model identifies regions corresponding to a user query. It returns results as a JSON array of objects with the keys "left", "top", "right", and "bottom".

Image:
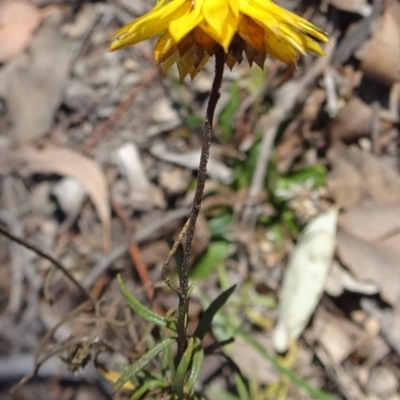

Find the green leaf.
[
  {"left": 164, "top": 308, "right": 179, "bottom": 332},
  {"left": 174, "top": 337, "right": 194, "bottom": 399},
  {"left": 190, "top": 241, "right": 232, "bottom": 280},
  {"left": 185, "top": 113, "right": 203, "bottom": 130},
  {"left": 234, "top": 373, "right": 250, "bottom": 400},
  {"left": 115, "top": 338, "right": 176, "bottom": 390},
  {"left": 117, "top": 274, "right": 169, "bottom": 329},
  {"left": 194, "top": 284, "right": 236, "bottom": 340},
  {"left": 130, "top": 379, "right": 162, "bottom": 400},
  {"left": 167, "top": 338, "right": 176, "bottom": 380},
  {"left": 186, "top": 337, "right": 204, "bottom": 393},
  {"left": 208, "top": 212, "right": 233, "bottom": 239},
  {"left": 274, "top": 164, "right": 327, "bottom": 201},
  {"left": 188, "top": 281, "right": 197, "bottom": 297}
]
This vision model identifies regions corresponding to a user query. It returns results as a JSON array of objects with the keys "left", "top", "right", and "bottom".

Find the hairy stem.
[{"left": 176, "top": 50, "right": 225, "bottom": 361}]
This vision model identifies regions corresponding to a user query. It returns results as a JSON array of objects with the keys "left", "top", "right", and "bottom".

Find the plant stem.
[{"left": 176, "top": 49, "right": 225, "bottom": 361}]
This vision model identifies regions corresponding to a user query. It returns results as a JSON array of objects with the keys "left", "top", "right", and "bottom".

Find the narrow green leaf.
[
  {"left": 167, "top": 338, "right": 176, "bottom": 380},
  {"left": 188, "top": 281, "right": 197, "bottom": 297},
  {"left": 115, "top": 338, "right": 176, "bottom": 390},
  {"left": 117, "top": 274, "right": 167, "bottom": 328},
  {"left": 194, "top": 284, "right": 236, "bottom": 340},
  {"left": 164, "top": 308, "right": 178, "bottom": 332},
  {"left": 130, "top": 379, "right": 162, "bottom": 400},
  {"left": 234, "top": 373, "right": 250, "bottom": 400},
  {"left": 186, "top": 337, "right": 204, "bottom": 392},
  {"left": 191, "top": 241, "right": 231, "bottom": 280},
  {"left": 174, "top": 337, "right": 194, "bottom": 399}
]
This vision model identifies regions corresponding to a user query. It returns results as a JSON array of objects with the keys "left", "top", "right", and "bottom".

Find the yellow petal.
[
  {"left": 202, "top": 0, "right": 238, "bottom": 49},
  {"left": 154, "top": 31, "right": 177, "bottom": 63},
  {"left": 168, "top": 2, "right": 202, "bottom": 44},
  {"left": 265, "top": 31, "right": 298, "bottom": 66}
]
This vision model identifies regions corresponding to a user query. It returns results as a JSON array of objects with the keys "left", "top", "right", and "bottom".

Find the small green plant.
[{"left": 115, "top": 274, "right": 236, "bottom": 399}]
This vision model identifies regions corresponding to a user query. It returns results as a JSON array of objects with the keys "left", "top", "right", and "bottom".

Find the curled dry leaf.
[
  {"left": 329, "top": 97, "right": 373, "bottom": 143},
  {"left": 337, "top": 203, "right": 400, "bottom": 305},
  {"left": 328, "top": 146, "right": 400, "bottom": 209},
  {"left": 325, "top": 260, "right": 379, "bottom": 297},
  {"left": 273, "top": 208, "right": 338, "bottom": 353},
  {"left": 356, "top": 1, "right": 400, "bottom": 87},
  {"left": 0, "top": 0, "right": 42, "bottom": 62},
  {"left": 11, "top": 146, "right": 111, "bottom": 251}
]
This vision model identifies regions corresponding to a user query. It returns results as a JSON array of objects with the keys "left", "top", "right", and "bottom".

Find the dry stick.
[
  {"left": 162, "top": 217, "right": 190, "bottom": 293},
  {"left": 176, "top": 50, "right": 225, "bottom": 361},
  {"left": 0, "top": 224, "right": 96, "bottom": 305}
]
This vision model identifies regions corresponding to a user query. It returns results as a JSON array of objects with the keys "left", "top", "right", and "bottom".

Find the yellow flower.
[{"left": 109, "top": 0, "right": 329, "bottom": 80}]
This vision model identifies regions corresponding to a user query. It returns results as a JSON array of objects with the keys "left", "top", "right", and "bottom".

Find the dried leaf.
[
  {"left": 328, "top": 146, "right": 400, "bottom": 209},
  {"left": 11, "top": 146, "right": 111, "bottom": 251},
  {"left": 330, "top": 97, "right": 373, "bottom": 143},
  {"left": 0, "top": 0, "right": 42, "bottom": 62},
  {"left": 273, "top": 209, "right": 338, "bottom": 353},
  {"left": 356, "top": 2, "right": 400, "bottom": 86},
  {"left": 337, "top": 203, "right": 400, "bottom": 305}
]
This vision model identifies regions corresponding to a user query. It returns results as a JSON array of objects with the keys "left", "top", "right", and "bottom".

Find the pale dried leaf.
[
  {"left": 150, "top": 142, "right": 233, "bottom": 184},
  {"left": 273, "top": 209, "right": 338, "bottom": 353},
  {"left": 0, "top": 0, "right": 42, "bottom": 62},
  {"left": 356, "top": 2, "right": 400, "bottom": 86},
  {"left": 330, "top": 97, "right": 373, "bottom": 142},
  {"left": 325, "top": 260, "right": 379, "bottom": 297},
  {"left": 339, "top": 203, "right": 400, "bottom": 243},
  {"left": 52, "top": 178, "right": 86, "bottom": 220},
  {"left": 11, "top": 146, "right": 111, "bottom": 251},
  {"left": 328, "top": 146, "right": 400, "bottom": 209},
  {"left": 314, "top": 313, "right": 354, "bottom": 364},
  {"left": 337, "top": 228, "right": 400, "bottom": 305}
]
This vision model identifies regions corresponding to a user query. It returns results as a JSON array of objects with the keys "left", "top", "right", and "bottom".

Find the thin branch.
[
  {"left": 162, "top": 218, "right": 190, "bottom": 293},
  {"left": 0, "top": 224, "right": 96, "bottom": 305},
  {"left": 176, "top": 49, "right": 225, "bottom": 361}
]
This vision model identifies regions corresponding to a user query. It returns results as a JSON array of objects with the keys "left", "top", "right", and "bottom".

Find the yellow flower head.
[{"left": 109, "top": 0, "right": 329, "bottom": 80}]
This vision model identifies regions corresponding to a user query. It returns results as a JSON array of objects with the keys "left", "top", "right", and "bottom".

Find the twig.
[
  {"left": 176, "top": 49, "right": 225, "bottom": 361},
  {"left": 0, "top": 224, "right": 96, "bottom": 305},
  {"left": 162, "top": 218, "right": 190, "bottom": 292},
  {"left": 0, "top": 211, "right": 27, "bottom": 315},
  {"left": 129, "top": 243, "right": 154, "bottom": 301}
]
